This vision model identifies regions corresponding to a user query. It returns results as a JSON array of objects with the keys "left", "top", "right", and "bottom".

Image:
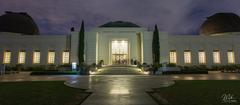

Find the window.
[
  {"left": 62, "top": 51, "right": 70, "bottom": 64},
  {"left": 169, "top": 50, "right": 177, "bottom": 64},
  {"left": 33, "top": 51, "right": 40, "bottom": 64},
  {"left": 213, "top": 50, "right": 220, "bottom": 64},
  {"left": 3, "top": 51, "right": 11, "bottom": 64},
  {"left": 48, "top": 51, "right": 55, "bottom": 64},
  {"left": 18, "top": 51, "right": 26, "bottom": 64},
  {"left": 198, "top": 51, "right": 206, "bottom": 64},
  {"left": 184, "top": 51, "right": 191, "bottom": 64},
  {"left": 227, "top": 50, "right": 235, "bottom": 64}
]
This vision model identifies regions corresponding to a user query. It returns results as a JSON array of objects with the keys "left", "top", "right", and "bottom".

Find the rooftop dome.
[
  {"left": 99, "top": 21, "right": 140, "bottom": 28},
  {"left": 200, "top": 13, "right": 240, "bottom": 36},
  {"left": 0, "top": 11, "right": 39, "bottom": 35}
]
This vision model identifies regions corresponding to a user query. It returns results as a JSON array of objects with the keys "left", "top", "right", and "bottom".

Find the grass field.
[
  {"left": 0, "top": 81, "right": 91, "bottom": 105},
  {"left": 150, "top": 80, "right": 240, "bottom": 105}
]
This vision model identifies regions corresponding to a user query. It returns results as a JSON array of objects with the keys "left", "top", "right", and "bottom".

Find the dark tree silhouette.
[
  {"left": 78, "top": 21, "right": 85, "bottom": 66},
  {"left": 152, "top": 24, "right": 160, "bottom": 65}
]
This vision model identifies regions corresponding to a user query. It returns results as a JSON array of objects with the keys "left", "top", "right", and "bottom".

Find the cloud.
[{"left": 0, "top": 0, "right": 239, "bottom": 35}]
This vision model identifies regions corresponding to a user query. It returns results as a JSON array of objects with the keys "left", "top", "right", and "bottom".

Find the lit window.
[
  {"left": 62, "top": 51, "right": 70, "bottom": 64},
  {"left": 198, "top": 51, "right": 206, "bottom": 64},
  {"left": 213, "top": 50, "right": 220, "bottom": 64},
  {"left": 18, "top": 51, "right": 26, "bottom": 64},
  {"left": 169, "top": 50, "right": 177, "bottom": 64},
  {"left": 184, "top": 51, "right": 191, "bottom": 64},
  {"left": 3, "top": 51, "right": 11, "bottom": 64},
  {"left": 33, "top": 51, "right": 40, "bottom": 64},
  {"left": 227, "top": 51, "right": 235, "bottom": 64},
  {"left": 48, "top": 51, "right": 55, "bottom": 64}
]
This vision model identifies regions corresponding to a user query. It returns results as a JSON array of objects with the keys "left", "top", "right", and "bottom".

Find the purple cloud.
[{"left": 0, "top": 0, "right": 240, "bottom": 35}]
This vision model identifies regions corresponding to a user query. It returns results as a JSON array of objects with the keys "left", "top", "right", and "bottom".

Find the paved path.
[
  {"left": 65, "top": 73, "right": 240, "bottom": 105},
  {"left": 94, "top": 66, "right": 144, "bottom": 75},
  {"left": 1, "top": 72, "right": 240, "bottom": 105},
  {"left": 65, "top": 75, "right": 174, "bottom": 105},
  {"left": 1, "top": 72, "right": 240, "bottom": 82}
]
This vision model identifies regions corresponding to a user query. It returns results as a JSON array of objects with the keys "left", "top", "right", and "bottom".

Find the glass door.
[{"left": 111, "top": 40, "right": 128, "bottom": 64}]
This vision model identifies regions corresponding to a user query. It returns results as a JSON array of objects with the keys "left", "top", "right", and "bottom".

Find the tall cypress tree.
[
  {"left": 78, "top": 21, "right": 85, "bottom": 66},
  {"left": 152, "top": 24, "right": 160, "bottom": 65}
]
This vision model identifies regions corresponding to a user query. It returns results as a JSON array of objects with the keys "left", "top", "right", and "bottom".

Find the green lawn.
[
  {"left": 150, "top": 80, "right": 240, "bottom": 105},
  {"left": 0, "top": 81, "right": 91, "bottom": 105}
]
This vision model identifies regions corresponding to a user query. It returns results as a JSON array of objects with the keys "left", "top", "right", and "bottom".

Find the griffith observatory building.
[{"left": 1, "top": 11, "right": 240, "bottom": 67}]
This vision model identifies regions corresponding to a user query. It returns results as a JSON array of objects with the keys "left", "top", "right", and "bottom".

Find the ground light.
[
  {"left": 143, "top": 71, "right": 150, "bottom": 75},
  {"left": 89, "top": 71, "right": 96, "bottom": 75}
]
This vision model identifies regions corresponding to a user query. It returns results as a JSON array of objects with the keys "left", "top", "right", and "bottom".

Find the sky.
[{"left": 0, "top": 0, "right": 240, "bottom": 35}]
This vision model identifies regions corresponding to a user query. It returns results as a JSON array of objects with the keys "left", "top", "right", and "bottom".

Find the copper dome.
[
  {"left": 99, "top": 21, "right": 140, "bottom": 28},
  {"left": 0, "top": 11, "right": 39, "bottom": 35},
  {"left": 200, "top": 13, "right": 240, "bottom": 36}
]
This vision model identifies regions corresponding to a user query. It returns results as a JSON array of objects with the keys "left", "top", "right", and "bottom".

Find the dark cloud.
[{"left": 0, "top": 0, "right": 239, "bottom": 35}]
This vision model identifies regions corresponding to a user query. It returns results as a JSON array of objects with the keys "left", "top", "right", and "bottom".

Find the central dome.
[
  {"left": 0, "top": 11, "right": 39, "bottom": 35},
  {"left": 200, "top": 13, "right": 240, "bottom": 36},
  {"left": 99, "top": 21, "right": 140, "bottom": 28}
]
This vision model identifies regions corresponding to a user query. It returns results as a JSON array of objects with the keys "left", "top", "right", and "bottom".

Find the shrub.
[
  {"left": 5, "top": 66, "right": 15, "bottom": 71},
  {"left": 162, "top": 65, "right": 208, "bottom": 74},
  {"left": 46, "top": 64, "right": 56, "bottom": 70},
  {"left": 26, "top": 65, "right": 46, "bottom": 71},
  {"left": 57, "top": 64, "right": 72, "bottom": 71},
  {"left": 153, "top": 63, "right": 162, "bottom": 68},
  {"left": 16, "top": 64, "right": 24, "bottom": 71},
  {"left": 167, "top": 63, "right": 176, "bottom": 67},
  {"left": 58, "top": 64, "right": 71, "bottom": 68},
  {"left": 181, "top": 65, "right": 208, "bottom": 73},
  {"left": 196, "top": 65, "right": 209, "bottom": 71},
  {"left": 91, "top": 63, "right": 96, "bottom": 67},
  {"left": 211, "top": 64, "right": 240, "bottom": 72},
  {"left": 211, "top": 65, "right": 221, "bottom": 71}
]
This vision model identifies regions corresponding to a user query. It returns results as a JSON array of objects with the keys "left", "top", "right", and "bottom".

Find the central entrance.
[{"left": 111, "top": 40, "right": 129, "bottom": 64}]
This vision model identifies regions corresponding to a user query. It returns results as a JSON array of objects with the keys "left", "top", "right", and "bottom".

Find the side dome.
[
  {"left": 0, "top": 11, "right": 40, "bottom": 35},
  {"left": 99, "top": 21, "right": 140, "bottom": 27},
  {"left": 200, "top": 13, "right": 240, "bottom": 36}
]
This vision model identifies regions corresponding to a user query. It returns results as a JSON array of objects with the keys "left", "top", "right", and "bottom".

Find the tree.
[
  {"left": 78, "top": 21, "right": 85, "bottom": 66},
  {"left": 152, "top": 24, "right": 160, "bottom": 65}
]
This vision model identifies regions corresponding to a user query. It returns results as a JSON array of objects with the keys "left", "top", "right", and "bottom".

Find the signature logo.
[{"left": 221, "top": 93, "right": 238, "bottom": 103}]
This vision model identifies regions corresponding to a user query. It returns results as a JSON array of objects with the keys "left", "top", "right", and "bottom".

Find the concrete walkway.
[
  {"left": 1, "top": 72, "right": 240, "bottom": 105},
  {"left": 65, "top": 73, "right": 240, "bottom": 105},
  {"left": 65, "top": 75, "right": 174, "bottom": 105}
]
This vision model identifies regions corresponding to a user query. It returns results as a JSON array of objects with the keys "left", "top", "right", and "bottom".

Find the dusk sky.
[{"left": 0, "top": 0, "right": 240, "bottom": 35}]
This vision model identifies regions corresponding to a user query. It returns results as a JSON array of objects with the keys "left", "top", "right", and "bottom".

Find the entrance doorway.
[{"left": 111, "top": 40, "right": 128, "bottom": 64}]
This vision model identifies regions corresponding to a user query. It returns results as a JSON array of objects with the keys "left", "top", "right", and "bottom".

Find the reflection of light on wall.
[
  {"left": 110, "top": 88, "right": 129, "bottom": 94},
  {"left": 173, "top": 76, "right": 179, "bottom": 79},
  {"left": 16, "top": 79, "right": 24, "bottom": 81},
  {"left": 216, "top": 75, "right": 223, "bottom": 80},
  {"left": 184, "top": 76, "right": 194, "bottom": 80},
  {"left": 229, "top": 76, "right": 237, "bottom": 80},
  {"left": 199, "top": 76, "right": 208, "bottom": 80}
]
